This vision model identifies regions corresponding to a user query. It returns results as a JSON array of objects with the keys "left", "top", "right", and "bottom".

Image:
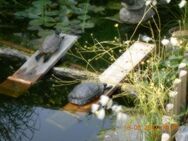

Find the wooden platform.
[
  {"left": 64, "top": 41, "right": 155, "bottom": 113},
  {"left": 0, "top": 34, "right": 78, "bottom": 97}
]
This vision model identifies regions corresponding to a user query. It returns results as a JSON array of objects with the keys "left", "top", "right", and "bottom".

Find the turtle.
[
  {"left": 68, "top": 82, "right": 111, "bottom": 105},
  {"left": 35, "top": 30, "right": 64, "bottom": 62}
]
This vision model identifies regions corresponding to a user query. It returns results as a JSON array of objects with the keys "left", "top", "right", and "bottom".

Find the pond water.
[
  {"left": 0, "top": 105, "right": 114, "bottom": 141},
  {"left": 0, "top": 57, "right": 115, "bottom": 141},
  {"left": 0, "top": 1, "right": 182, "bottom": 140},
  {"left": 0, "top": 47, "right": 123, "bottom": 141}
]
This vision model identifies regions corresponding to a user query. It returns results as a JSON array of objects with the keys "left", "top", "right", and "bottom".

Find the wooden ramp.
[
  {"left": 64, "top": 41, "right": 155, "bottom": 113},
  {"left": 0, "top": 34, "right": 78, "bottom": 97}
]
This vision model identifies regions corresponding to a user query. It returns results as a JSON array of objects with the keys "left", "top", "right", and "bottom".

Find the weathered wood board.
[
  {"left": 0, "top": 34, "right": 78, "bottom": 97},
  {"left": 53, "top": 67, "right": 98, "bottom": 80},
  {"left": 64, "top": 41, "right": 155, "bottom": 113}
]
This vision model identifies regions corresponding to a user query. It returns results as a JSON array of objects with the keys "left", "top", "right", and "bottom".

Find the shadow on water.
[{"left": 0, "top": 56, "right": 114, "bottom": 141}]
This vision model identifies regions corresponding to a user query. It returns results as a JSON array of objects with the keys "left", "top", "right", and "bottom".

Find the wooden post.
[
  {"left": 172, "top": 79, "right": 182, "bottom": 114},
  {"left": 178, "top": 63, "right": 188, "bottom": 109},
  {"left": 179, "top": 70, "right": 187, "bottom": 110},
  {"left": 178, "top": 63, "right": 186, "bottom": 71}
]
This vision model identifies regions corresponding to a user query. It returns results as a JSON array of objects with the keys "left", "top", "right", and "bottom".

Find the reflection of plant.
[
  {"left": 0, "top": 102, "right": 38, "bottom": 141},
  {"left": 15, "top": 0, "right": 104, "bottom": 37}
]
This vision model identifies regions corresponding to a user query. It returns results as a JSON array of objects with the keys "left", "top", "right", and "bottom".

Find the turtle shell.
[
  {"left": 40, "top": 32, "right": 62, "bottom": 54},
  {"left": 68, "top": 82, "right": 106, "bottom": 105}
]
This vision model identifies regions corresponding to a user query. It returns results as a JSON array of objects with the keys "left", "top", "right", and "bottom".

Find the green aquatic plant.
[{"left": 15, "top": 0, "right": 105, "bottom": 37}]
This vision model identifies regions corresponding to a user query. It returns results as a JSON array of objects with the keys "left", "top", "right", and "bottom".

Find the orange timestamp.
[{"left": 125, "top": 124, "right": 178, "bottom": 131}]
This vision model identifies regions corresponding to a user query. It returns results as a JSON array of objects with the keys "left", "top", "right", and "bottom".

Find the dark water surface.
[
  {"left": 0, "top": 105, "right": 113, "bottom": 141},
  {"left": 0, "top": 56, "right": 114, "bottom": 141}
]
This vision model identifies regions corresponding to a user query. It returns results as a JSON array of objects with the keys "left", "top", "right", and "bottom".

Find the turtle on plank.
[
  {"left": 35, "top": 30, "right": 64, "bottom": 62},
  {"left": 68, "top": 82, "right": 111, "bottom": 105}
]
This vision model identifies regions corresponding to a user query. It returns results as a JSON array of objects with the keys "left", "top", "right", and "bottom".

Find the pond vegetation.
[{"left": 0, "top": 0, "right": 188, "bottom": 141}]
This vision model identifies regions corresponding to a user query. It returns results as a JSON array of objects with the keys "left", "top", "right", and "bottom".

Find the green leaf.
[
  {"left": 106, "top": 1, "right": 121, "bottom": 10},
  {"left": 29, "top": 19, "right": 43, "bottom": 26},
  {"left": 80, "top": 22, "right": 94, "bottom": 28},
  {"left": 78, "top": 15, "right": 90, "bottom": 20},
  {"left": 46, "top": 11, "right": 59, "bottom": 16},
  {"left": 70, "top": 20, "right": 81, "bottom": 25},
  {"left": 88, "top": 5, "right": 105, "bottom": 13},
  {"left": 27, "top": 25, "right": 42, "bottom": 31},
  {"left": 38, "top": 29, "right": 54, "bottom": 38},
  {"left": 14, "top": 11, "right": 27, "bottom": 17}
]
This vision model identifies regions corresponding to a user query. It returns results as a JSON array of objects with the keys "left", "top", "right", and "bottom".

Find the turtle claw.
[
  {"left": 35, "top": 53, "right": 42, "bottom": 61},
  {"left": 43, "top": 54, "right": 51, "bottom": 63}
]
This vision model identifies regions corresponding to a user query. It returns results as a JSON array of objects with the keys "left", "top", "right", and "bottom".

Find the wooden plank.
[
  {"left": 14, "top": 34, "right": 78, "bottom": 82},
  {"left": 0, "top": 34, "right": 78, "bottom": 97},
  {"left": 53, "top": 67, "right": 98, "bottom": 80},
  {"left": 99, "top": 42, "right": 154, "bottom": 86},
  {"left": 0, "top": 47, "right": 98, "bottom": 80},
  {"left": 64, "top": 42, "right": 155, "bottom": 113}
]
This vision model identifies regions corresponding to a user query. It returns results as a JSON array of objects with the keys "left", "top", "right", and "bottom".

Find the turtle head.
[
  {"left": 103, "top": 83, "right": 107, "bottom": 87},
  {"left": 54, "top": 29, "right": 61, "bottom": 35},
  {"left": 55, "top": 29, "right": 65, "bottom": 39},
  {"left": 103, "top": 83, "right": 113, "bottom": 90}
]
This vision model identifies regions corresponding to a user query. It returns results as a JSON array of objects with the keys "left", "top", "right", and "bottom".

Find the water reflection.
[
  {"left": 0, "top": 53, "right": 113, "bottom": 141},
  {"left": 0, "top": 104, "right": 113, "bottom": 141},
  {"left": 0, "top": 103, "right": 38, "bottom": 141}
]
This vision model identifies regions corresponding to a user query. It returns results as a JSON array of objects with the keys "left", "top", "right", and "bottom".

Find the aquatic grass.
[
  {"left": 67, "top": 34, "right": 131, "bottom": 72},
  {"left": 5, "top": 0, "right": 187, "bottom": 140},
  {"left": 52, "top": 74, "right": 80, "bottom": 87},
  {"left": 97, "top": 5, "right": 188, "bottom": 139}
]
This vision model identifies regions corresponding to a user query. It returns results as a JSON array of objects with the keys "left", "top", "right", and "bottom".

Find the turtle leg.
[
  {"left": 43, "top": 54, "right": 51, "bottom": 63},
  {"left": 35, "top": 53, "right": 43, "bottom": 61},
  {"left": 106, "top": 85, "right": 113, "bottom": 89}
]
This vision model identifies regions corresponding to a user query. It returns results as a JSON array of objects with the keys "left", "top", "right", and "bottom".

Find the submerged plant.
[{"left": 15, "top": 0, "right": 105, "bottom": 37}]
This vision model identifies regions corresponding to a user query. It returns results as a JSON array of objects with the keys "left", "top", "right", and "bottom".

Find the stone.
[
  {"left": 119, "top": 6, "right": 155, "bottom": 24},
  {"left": 175, "top": 125, "right": 188, "bottom": 141}
]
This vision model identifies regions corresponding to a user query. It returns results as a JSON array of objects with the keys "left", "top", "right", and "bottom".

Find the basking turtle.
[
  {"left": 68, "top": 82, "right": 110, "bottom": 105},
  {"left": 35, "top": 30, "right": 64, "bottom": 62}
]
